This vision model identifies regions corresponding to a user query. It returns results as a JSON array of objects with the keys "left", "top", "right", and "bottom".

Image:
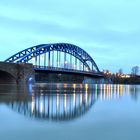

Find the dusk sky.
[{"left": 0, "top": 0, "right": 140, "bottom": 73}]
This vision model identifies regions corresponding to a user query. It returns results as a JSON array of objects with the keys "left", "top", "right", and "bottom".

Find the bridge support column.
[
  {"left": 75, "top": 57, "right": 77, "bottom": 70},
  {"left": 0, "top": 62, "right": 35, "bottom": 84},
  {"left": 70, "top": 55, "right": 72, "bottom": 69},
  {"left": 16, "top": 63, "right": 35, "bottom": 84},
  {"left": 83, "top": 64, "right": 84, "bottom": 71},
  {"left": 39, "top": 55, "right": 40, "bottom": 66},
  {"left": 35, "top": 56, "right": 37, "bottom": 66},
  {"left": 64, "top": 52, "right": 67, "bottom": 68},
  {"left": 57, "top": 51, "right": 59, "bottom": 67},
  {"left": 44, "top": 53, "right": 46, "bottom": 67},
  {"left": 92, "top": 63, "right": 94, "bottom": 71},
  {"left": 48, "top": 52, "right": 50, "bottom": 67},
  {"left": 59, "top": 51, "right": 61, "bottom": 67},
  {"left": 52, "top": 51, "right": 54, "bottom": 67}
]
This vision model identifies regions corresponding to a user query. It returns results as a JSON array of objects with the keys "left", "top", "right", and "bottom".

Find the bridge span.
[{"left": 0, "top": 43, "right": 103, "bottom": 84}]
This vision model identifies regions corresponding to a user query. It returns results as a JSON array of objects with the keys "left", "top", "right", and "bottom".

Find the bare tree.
[
  {"left": 118, "top": 68, "right": 123, "bottom": 75},
  {"left": 131, "top": 66, "right": 139, "bottom": 76}
]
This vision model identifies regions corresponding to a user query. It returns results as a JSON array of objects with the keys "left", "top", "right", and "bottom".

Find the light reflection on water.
[
  {"left": 0, "top": 84, "right": 140, "bottom": 140},
  {"left": 0, "top": 84, "right": 139, "bottom": 121}
]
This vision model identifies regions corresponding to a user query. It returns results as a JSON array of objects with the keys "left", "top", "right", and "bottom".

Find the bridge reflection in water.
[{"left": 6, "top": 84, "right": 138, "bottom": 121}]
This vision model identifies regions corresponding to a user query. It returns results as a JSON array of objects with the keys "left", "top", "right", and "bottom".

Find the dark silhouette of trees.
[
  {"left": 131, "top": 66, "right": 139, "bottom": 76},
  {"left": 118, "top": 68, "right": 123, "bottom": 75},
  {"left": 102, "top": 66, "right": 140, "bottom": 84}
]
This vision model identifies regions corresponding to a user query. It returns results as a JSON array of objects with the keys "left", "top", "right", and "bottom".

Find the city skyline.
[{"left": 0, "top": 0, "right": 140, "bottom": 73}]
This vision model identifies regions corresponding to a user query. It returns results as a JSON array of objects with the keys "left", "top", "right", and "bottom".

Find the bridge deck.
[{"left": 34, "top": 66, "right": 103, "bottom": 77}]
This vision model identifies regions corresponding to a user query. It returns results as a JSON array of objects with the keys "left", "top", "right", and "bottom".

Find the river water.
[{"left": 0, "top": 83, "right": 140, "bottom": 140}]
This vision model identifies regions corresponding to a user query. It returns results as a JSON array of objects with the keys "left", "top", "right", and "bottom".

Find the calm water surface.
[{"left": 0, "top": 83, "right": 140, "bottom": 140}]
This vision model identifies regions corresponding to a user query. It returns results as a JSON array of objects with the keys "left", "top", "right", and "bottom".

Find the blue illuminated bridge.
[{"left": 0, "top": 43, "right": 103, "bottom": 84}]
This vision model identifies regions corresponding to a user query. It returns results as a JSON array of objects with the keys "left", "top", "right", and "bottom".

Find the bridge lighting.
[
  {"left": 85, "top": 67, "right": 89, "bottom": 71},
  {"left": 73, "top": 64, "right": 77, "bottom": 69},
  {"left": 29, "top": 77, "right": 32, "bottom": 81},
  {"left": 64, "top": 61, "right": 68, "bottom": 64},
  {"left": 64, "top": 61, "right": 68, "bottom": 68},
  {"left": 28, "top": 77, "right": 33, "bottom": 84}
]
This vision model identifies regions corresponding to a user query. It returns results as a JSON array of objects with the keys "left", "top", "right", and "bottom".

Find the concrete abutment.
[{"left": 0, "top": 62, "right": 35, "bottom": 84}]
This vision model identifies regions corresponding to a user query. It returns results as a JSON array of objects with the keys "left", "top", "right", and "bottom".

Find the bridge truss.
[{"left": 5, "top": 43, "right": 100, "bottom": 73}]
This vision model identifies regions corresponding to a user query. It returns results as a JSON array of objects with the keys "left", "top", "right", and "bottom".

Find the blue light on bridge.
[{"left": 28, "top": 77, "right": 33, "bottom": 82}]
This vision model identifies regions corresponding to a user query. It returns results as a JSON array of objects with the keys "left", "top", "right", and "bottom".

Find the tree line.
[{"left": 103, "top": 66, "right": 140, "bottom": 84}]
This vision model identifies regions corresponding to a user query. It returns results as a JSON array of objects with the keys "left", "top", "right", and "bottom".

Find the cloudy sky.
[{"left": 0, "top": 0, "right": 140, "bottom": 73}]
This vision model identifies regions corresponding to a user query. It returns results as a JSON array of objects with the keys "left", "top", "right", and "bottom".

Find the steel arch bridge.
[{"left": 5, "top": 43, "right": 101, "bottom": 76}]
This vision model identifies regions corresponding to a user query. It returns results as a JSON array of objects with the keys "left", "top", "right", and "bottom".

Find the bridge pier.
[
  {"left": 83, "top": 76, "right": 105, "bottom": 84},
  {"left": 0, "top": 62, "right": 35, "bottom": 84}
]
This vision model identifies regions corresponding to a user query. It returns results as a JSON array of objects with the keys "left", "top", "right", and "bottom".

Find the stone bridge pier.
[{"left": 0, "top": 62, "right": 35, "bottom": 84}]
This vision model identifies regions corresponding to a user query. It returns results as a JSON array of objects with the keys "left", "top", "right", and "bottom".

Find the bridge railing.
[{"left": 33, "top": 65, "right": 102, "bottom": 76}]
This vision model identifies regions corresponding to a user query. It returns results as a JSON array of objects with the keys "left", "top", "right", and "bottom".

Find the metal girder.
[{"left": 5, "top": 44, "right": 45, "bottom": 63}]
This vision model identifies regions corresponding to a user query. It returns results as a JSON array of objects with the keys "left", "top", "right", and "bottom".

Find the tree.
[
  {"left": 131, "top": 66, "right": 139, "bottom": 76},
  {"left": 118, "top": 68, "right": 123, "bottom": 75}
]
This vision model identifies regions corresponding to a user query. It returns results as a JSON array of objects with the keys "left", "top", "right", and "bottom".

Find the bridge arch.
[
  {"left": 5, "top": 43, "right": 100, "bottom": 72},
  {"left": 0, "top": 70, "right": 16, "bottom": 84}
]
